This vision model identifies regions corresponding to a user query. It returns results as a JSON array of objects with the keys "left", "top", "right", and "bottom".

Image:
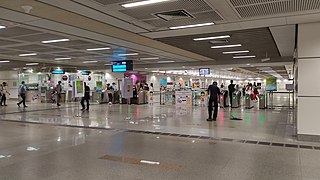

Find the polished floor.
[{"left": 0, "top": 100, "right": 320, "bottom": 180}]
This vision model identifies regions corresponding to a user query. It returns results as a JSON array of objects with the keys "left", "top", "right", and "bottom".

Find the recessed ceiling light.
[
  {"left": 247, "top": 64, "right": 251, "bottom": 66},
  {"left": 158, "top": 60, "right": 175, "bottom": 63},
  {"left": 140, "top": 57, "right": 159, "bottom": 60},
  {"left": 211, "top": 44, "right": 242, "bottom": 49},
  {"left": 118, "top": 53, "right": 139, "bottom": 56},
  {"left": 26, "top": 63, "right": 39, "bottom": 66},
  {"left": 86, "top": 47, "right": 111, "bottom": 51},
  {"left": 193, "top": 35, "right": 230, "bottom": 41},
  {"left": 0, "top": 25, "right": 6, "bottom": 29},
  {"left": 83, "top": 61, "right": 98, "bottom": 64},
  {"left": 19, "top": 53, "right": 37, "bottom": 57},
  {"left": 54, "top": 57, "right": 71, "bottom": 60},
  {"left": 233, "top": 55, "right": 256, "bottom": 59},
  {"left": 0, "top": 60, "right": 10, "bottom": 63},
  {"left": 41, "top": 39, "right": 70, "bottom": 44},
  {"left": 223, "top": 50, "right": 249, "bottom": 54},
  {"left": 169, "top": 22, "right": 214, "bottom": 30},
  {"left": 122, "top": 0, "right": 171, "bottom": 8}
]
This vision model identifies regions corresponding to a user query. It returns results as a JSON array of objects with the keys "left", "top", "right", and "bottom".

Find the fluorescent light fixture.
[
  {"left": 104, "top": 63, "right": 112, "bottom": 65},
  {"left": 211, "top": 44, "right": 242, "bottom": 49},
  {"left": 140, "top": 57, "right": 159, "bottom": 60},
  {"left": 41, "top": 39, "right": 70, "bottom": 44},
  {"left": 86, "top": 47, "right": 111, "bottom": 51},
  {"left": 193, "top": 35, "right": 230, "bottom": 41},
  {"left": 54, "top": 57, "right": 71, "bottom": 60},
  {"left": 247, "top": 64, "right": 251, "bottom": 66},
  {"left": 26, "top": 63, "right": 39, "bottom": 66},
  {"left": 19, "top": 53, "right": 37, "bottom": 57},
  {"left": 169, "top": 22, "right": 214, "bottom": 30},
  {"left": 140, "top": 160, "right": 160, "bottom": 165},
  {"left": 118, "top": 53, "right": 139, "bottom": 56},
  {"left": 223, "top": 50, "right": 249, "bottom": 54},
  {"left": 122, "top": 0, "right": 171, "bottom": 8},
  {"left": 83, "top": 61, "right": 98, "bottom": 64},
  {"left": 0, "top": 25, "right": 6, "bottom": 29},
  {"left": 158, "top": 60, "right": 175, "bottom": 63},
  {"left": 233, "top": 55, "right": 256, "bottom": 59},
  {"left": 0, "top": 60, "right": 10, "bottom": 63}
]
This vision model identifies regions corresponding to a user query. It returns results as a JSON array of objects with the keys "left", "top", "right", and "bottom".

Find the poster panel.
[
  {"left": 121, "top": 78, "right": 133, "bottom": 99},
  {"left": 266, "top": 77, "right": 277, "bottom": 91},
  {"left": 74, "top": 80, "right": 84, "bottom": 98},
  {"left": 175, "top": 91, "right": 192, "bottom": 106}
]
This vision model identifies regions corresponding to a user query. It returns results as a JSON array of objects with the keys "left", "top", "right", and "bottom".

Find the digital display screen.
[
  {"left": 81, "top": 70, "right": 91, "bottom": 75},
  {"left": 199, "top": 68, "right": 210, "bottom": 75},
  {"left": 52, "top": 69, "right": 65, "bottom": 74},
  {"left": 112, "top": 61, "right": 133, "bottom": 72}
]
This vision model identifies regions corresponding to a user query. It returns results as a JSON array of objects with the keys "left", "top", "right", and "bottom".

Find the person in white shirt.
[{"left": 0, "top": 82, "right": 10, "bottom": 106}]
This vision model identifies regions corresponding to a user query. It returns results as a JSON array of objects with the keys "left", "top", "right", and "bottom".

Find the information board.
[
  {"left": 121, "top": 78, "right": 133, "bottom": 99},
  {"left": 175, "top": 91, "right": 192, "bottom": 106},
  {"left": 74, "top": 80, "right": 84, "bottom": 98}
]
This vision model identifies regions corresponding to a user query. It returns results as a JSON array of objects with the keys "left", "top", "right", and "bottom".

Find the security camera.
[{"left": 21, "top": 5, "right": 33, "bottom": 13}]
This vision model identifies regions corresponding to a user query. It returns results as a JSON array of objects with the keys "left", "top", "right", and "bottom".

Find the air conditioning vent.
[{"left": 154, "top": 10, "right": 194, "bottom": 21}]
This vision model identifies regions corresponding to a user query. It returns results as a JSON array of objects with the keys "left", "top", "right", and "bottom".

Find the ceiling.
[{"left": 1, "top": 0, "right": 318, "bottom": 79}]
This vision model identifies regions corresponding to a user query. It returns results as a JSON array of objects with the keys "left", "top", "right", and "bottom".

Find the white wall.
[
  {"left": 297, "top": 22, "right": 320, "bottom": 136},
  {"left": 0, "top": 71, "right": 19, "bottom": 99}
]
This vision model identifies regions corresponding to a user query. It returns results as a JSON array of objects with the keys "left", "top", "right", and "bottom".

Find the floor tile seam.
[
  {"left": 1, "top": 119, "right": 319, "bottom": 151},
  {"left": 0, "top": 103, "right": 104, "bottom": 115}
]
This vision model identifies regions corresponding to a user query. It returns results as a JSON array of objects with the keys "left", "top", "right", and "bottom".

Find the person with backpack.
[{"left": 17, "top": 81, "right": 28, "bottom": 108}]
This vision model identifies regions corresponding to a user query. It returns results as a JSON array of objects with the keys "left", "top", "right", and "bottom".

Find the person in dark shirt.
[
  {"left": 228, "top": 80, "right": 235, "bottom": 107},
  {"left": 207, "top": 81, "right": 221, "bottom": 121},
  {"left": 81, "top": 82, "right": 90, "bottom": 111}
]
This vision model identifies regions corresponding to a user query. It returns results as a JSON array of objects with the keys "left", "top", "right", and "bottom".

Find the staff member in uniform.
[
  {"left": 228, "top": 80, "right": 235, "bottom": 107},
  {"left": 207, "top": 81, "right": 221, "bottom": 121},
  {"left": 81, "top": 82, "right": 90, "bottom": 111}
]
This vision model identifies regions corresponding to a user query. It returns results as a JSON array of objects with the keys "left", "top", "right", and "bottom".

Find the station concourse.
[{"left": 1, "top": 0, "right": 320, "bottom": 179}]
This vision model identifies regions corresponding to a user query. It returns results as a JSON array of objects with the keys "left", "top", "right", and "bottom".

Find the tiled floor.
[{"left": 1, "top": 100, "right": 320, "bottom": 179}]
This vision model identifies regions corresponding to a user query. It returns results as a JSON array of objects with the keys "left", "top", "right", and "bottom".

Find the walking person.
[
  {"left": 228, "top": 80, "right": 235, "bottom": 107},
  {"left": 0, "top": 82, "right": 10, "bottom": 106},
  {"left": 17, "top": 81, "right": 28, "bottom": 108},
  {"left": 207, "top": 81, "right": 221, "bottom": 121},
  {"left": 81, "top": 82, "right": 90, "bottom": 111},
  {"left": 56, "top": 81, "right": 62, "bottom": 107}
]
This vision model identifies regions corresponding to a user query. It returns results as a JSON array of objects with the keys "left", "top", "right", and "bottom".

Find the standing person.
[
  {"left": 207, "top": 81, "right": 221, "bottom": 121},
  {"left": 228, "top": 80, "right": 235, "bottom": 107},
  {"left": 81, "top": 82, "right": 90, "bottom": 111},
  {"left": 106, "top": 83, "right": 113, "bottom": 104},
  {"left": 0, "top": 82, "right": 10, "bottom": 106},
  {"left": 17, "top": 81, "right": 28, "bottom": 108},
  {"left": 56, "top": 81, "right": 62, "bottom": 107},
  {"left": 0, "top": 84, "right": 2, "bottom": 104}
]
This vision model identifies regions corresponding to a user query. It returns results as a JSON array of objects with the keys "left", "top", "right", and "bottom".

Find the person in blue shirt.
[{"left": 17, "top": 81, "right": 27, "bottom": 108}]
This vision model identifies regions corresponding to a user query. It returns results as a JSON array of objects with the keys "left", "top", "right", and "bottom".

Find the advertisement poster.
[
  {"left": 191, "top": 79, "right": 200, "bottom": 89},
  {"left": 175, "top": 91, "right": 192, "bottom": 106},
  {"left": 266, "top": 77, "right": 277, "bottom": 91},
  {"left": 121, "top": 78, "right": 133, "bottom": 99},
  {"left": 160, "top": 78, "right": 167, "bottom": 88},
  {"left": 75, "top": 80, "right": 84, "bottom": 97}
]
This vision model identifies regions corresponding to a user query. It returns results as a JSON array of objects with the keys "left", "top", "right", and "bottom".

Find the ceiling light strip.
[
  {"left": 169, "top": 23, "right": 214, "bottom": 30},
  {"left": 0, "top": 60, "right": 10, "bottom": 63},
  {"left": 211, "top": 44, "right": 242, "bottom": 49},
  {"left": 54, "top": 57, "right": 71, "bottom": 60},
  {"left": 158, "top": 61, "right": 175, "bottom": 63},
  {"left": 0, "top": 25, "right": 6, "bottom": 29},
  {"left": 193, "top": 35, "right": 230, "bottom": 41},
  {"left": 140, "top": 57, "right": 159, "bottom": 60},
  {"left": 223, "top": 50, "right": 249, "bottom": 54},
  {"left": 233, "top": 55, "right": 256, "bottom": 59},
  {"left": 83, "top": 61, "right": 98, "bottom": 64},
  {"left": 26, "top": 63, "right": 39, "bottom": 66},
  {"left": 86, "top": 47, "right": 111, "bottom": 51},
  {"left": 19, "top": 53, "right": 37, "bottom": 57},
  {"left": 118, "top": 53, "right": 139, "bottom": 56},
  {"left": 122, "top": 0, "right": 171, "bottom": 8},
  {"left": 41, "top": 39, "right": 70, "bottom": 44}
]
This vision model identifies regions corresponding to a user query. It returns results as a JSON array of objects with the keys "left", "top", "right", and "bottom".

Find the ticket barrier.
[
  {"left": 231, "top": 91, "right": 241, "bottom": 108},
  {"left": 245, "top": 94, "right": 254, "bottom": 109},
  {"left": 259, "top": 94, "right": 266, "bottom": 109},
  {"left": 219, "top": 90, "right": 229, "bottom": 107}
]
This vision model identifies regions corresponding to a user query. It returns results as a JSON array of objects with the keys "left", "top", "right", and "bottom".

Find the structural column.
[{"left": 297, "top": 22, "right": 320, "bottom": 141}]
